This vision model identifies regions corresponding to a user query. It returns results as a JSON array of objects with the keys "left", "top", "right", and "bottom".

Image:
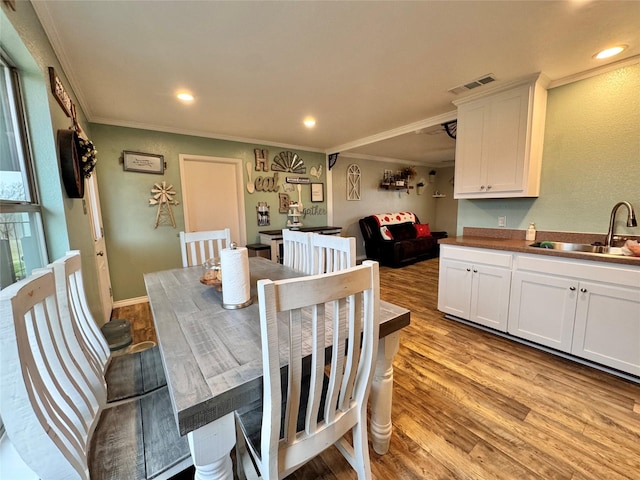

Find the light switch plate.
[{"left": 498, "top": 216, "right": 506, "bottom": 227}]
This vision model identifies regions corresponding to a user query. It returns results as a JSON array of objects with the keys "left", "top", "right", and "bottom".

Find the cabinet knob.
[
  {"left": 473, "top": 269, "right": 478, "bottom": 273},
  {"left": 466, "top": 268, "right": 471, "bottom": 272},
  {"left": 486, "top": 185, "right": 492, "bottom": 190},
  {"left": 569, "top": 286, "right": 576, "bottom": 291},
  {"left": 480, "top": 185, "right": 485, "bottom": 190},
  {"left": 580, "top": 288, "right": 588, "bottom": 293}
]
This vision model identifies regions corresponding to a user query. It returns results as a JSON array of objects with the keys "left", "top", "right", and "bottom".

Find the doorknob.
[{"left": 97, "top": 251, "right": 104, "bottom": 256}]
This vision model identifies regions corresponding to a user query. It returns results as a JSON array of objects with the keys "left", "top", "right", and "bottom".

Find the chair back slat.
[
  {"left": 310, "top": 234, "right": 356, "bottom": 275},
  {"left": 51, "top": 251, "right": 109, "bottom": 405},
  {"left": 179, "top": 228, "right": 231, "bottom": 267},
  {"left": 1, "top": 271, "right": 93, "bottom": 479},
  {"left": 254, "top": 261, "right": 379, "bottom": 478},
  {"left": 282, "top": 229, "right": 313, "bottom": 274}
]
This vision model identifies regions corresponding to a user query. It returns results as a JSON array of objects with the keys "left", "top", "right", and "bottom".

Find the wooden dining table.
[{"left": 144, "top": 257, "right": 410, "bottom": 480}]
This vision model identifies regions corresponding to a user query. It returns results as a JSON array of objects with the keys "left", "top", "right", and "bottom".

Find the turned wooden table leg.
[
  {"left": 187, "top": 413, "right": 235, "bottom": 480},
  {"left": 369, "top": 331, "right": 400, "bottom": 454}
]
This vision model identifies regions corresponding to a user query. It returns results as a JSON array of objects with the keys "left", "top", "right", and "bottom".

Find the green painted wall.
[
  {"left": 457, "top": 64, "right": 640, "bottom": 237},
  {"left": 2, "top": 4, "right": 104, "bottom": 321},
  {"left": 90, "top": 124, "right": 327, "bottom": 301}
]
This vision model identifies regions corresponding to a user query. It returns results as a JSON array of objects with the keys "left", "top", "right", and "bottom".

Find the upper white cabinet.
[{"left": 453, "top": 73, "right": 549, "bottom": 199}]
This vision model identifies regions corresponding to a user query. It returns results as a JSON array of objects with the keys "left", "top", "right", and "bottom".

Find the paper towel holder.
[{"left": 222, "top": 242, "right": 255, "bottom": 310}]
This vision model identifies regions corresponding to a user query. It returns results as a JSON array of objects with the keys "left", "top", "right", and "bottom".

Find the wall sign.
[
  {"left": 311, "top": 183, "right": 324, "bottom": 203},
  {"left": 123, "top": 151, "right": 165, "bottom": 174},
  {"left": 48, "top": 67, "right": 72, "bottom": 118}
]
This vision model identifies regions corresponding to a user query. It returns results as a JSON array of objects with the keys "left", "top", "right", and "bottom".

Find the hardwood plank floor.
[{"left": 115, "top": 258, "right": 640, "bottom": 479}]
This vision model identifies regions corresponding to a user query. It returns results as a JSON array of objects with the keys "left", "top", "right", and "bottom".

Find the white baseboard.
[{"left": 112, "top": 296, "right": 149, "bottom": 308}]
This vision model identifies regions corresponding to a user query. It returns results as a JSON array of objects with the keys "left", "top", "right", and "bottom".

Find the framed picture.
[
  {"left": 123, "top": 151, "right": 165, "bottom": 174},
  {"left": 311, "top": 183, "right": 324, "bottom": 202}
]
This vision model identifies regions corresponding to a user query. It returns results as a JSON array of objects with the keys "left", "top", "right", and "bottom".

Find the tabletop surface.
[{"left": 144, "top": 257, "right": 410, "bottom": 436}]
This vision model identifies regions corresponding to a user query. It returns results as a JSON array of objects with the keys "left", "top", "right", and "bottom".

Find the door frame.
[
  {"left": 85, "top": 171, "right": 113, "bottom": 324},
  {"left": 178, "top": 154, "right": 247, "bottom": 246}
]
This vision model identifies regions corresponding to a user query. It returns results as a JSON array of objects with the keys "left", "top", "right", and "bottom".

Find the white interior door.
[
  {"left": 179, "top": 155, "right": 246, "bottom": 245},
  {"left": 86, "top": 172, "right": 112, "bottom": 325}
]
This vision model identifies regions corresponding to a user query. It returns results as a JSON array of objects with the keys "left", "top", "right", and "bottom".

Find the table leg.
[
  {"left": 187, "top": 413, "right": 235, "bottom": 480},
  {"left": 369, "top": 331, "right": 400, "bottom": 455}
]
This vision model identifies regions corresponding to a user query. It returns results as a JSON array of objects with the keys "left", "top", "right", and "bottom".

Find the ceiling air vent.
[{"left": 448, "top": 74, "right": 496, "bottom": 95}]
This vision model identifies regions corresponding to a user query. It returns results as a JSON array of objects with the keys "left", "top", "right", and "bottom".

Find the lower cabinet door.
[
  {"left": 470, "top": 265, "right": 511, "bottom": 332},
  {"left": 572, "top": 281, "right": 640, "bottom": 376},
  {"left": 437, "top": 259, "right": 472, "bottom": 319},
  {"left": 507, "top": 271, "right": 577, "bottom": 352}
]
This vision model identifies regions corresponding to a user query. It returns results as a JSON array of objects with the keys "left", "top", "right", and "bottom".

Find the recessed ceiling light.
[
  {"left": 594, "top": 45, "right": 627, "bottom": 60},
  {"left": 177, "top": 92, "right": 194, "bottom": 102},
  {"left": 303, "top": 117, "right": 316, "bottom": 128}
]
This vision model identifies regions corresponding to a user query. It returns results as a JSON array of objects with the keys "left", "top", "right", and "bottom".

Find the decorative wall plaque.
[{"left": 49, "top": 67, "right": 72, "bottom": 117}]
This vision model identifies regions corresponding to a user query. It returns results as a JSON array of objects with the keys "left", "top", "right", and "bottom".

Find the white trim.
[
  {"left": 327, "top": 110, "right": 457, "bottom": 156},
  {"left": 548, "top": 55, "right": 640, "bottom": 89},
  {"left": 453, "top": 72, "right": 550, "bottom": 106},
  {"left": 112, "top": 296, "right": 148, "bottom": 308},
  {"left": 87, "top": 117, "right": 327, "bottom": 154}
]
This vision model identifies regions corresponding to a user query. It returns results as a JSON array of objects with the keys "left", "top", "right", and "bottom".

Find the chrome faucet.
[{"left": 605, "top": 201, "right": 637, "bottom": 247}]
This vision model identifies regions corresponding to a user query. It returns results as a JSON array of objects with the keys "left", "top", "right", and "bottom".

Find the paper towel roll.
[{"left": 220, "top": 246, "right": 252, "bottom": 309}]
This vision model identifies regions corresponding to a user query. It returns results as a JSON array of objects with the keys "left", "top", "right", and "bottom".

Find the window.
[{"left": 0, "top": 52, "right": 47, "bottom": 289}]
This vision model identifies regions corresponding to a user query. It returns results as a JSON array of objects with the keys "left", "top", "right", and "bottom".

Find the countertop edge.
[{"left": 439, "top": 236, "right": 640, "bottom": 267}]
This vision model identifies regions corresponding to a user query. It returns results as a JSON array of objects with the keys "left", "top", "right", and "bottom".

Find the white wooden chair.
[
  {"left": 282, "top": 228, "right": 313, "bottom": 274},
  {"left": 51, "top": 251, "right": 166, "bottom": 403},
  {"left": 179, "top": 228, "right": 231, "bottom": 267},
  {"left": 234, "top": 260, "right": 380, "bottom": 480},
  {"left": 0, "top": 270, "right": 191, "bottom": 479},
  {"left": 311, "top": 234, "right": 356, "bottom": 274}
]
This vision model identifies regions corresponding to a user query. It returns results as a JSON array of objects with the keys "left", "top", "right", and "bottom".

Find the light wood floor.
[{"left": 114, "top": 258, "right": 640, "bottom": 479}]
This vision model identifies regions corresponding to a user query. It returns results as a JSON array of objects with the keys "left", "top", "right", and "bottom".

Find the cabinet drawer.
[
  {"left": 514, "top": 254, "right": 640, "bottom": 287},
  {"left": 440, "top": 245, "right": 512, "bottom": 268}
]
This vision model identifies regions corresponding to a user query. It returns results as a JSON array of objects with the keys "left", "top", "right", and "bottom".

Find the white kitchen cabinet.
[
  {"left": 510, "top": 254, "right": 640, "bottom": 376},
  {"left": 508, "top": 271, "right": 578, "bottom": 352},
  {"left": 438, "top": 246, "right": 512, "bottom": 331},
  {"left": 572, "top": 281, "right": 640, "bottom": 376},
  {"left": 453, "top": 73, "right": 548, "bottom": 199}
]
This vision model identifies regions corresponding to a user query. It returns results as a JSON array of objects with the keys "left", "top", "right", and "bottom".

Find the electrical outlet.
[{"left": 498, "top": 216, "right": 506, "bottom": 227}]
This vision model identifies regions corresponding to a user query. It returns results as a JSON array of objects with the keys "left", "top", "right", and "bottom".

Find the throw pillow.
[
  {"left": 380, "top": 226, "right": 394, "bottom": 240},
  {"left": 414, "top": 223, "right": 431, "bottom": 238}
]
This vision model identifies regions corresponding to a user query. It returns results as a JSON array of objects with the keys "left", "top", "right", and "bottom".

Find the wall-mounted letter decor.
[
  {"left": 254, "top": 149, "right": 269, "bottom": 172},
  {"left": 254, "top": 172, "right": 280, "bottom": 192},
  {"left": 347, "top": 164, "right": 361, "bottom": 201},
  {"left": 278, "top": 193, "right": 290, "bottom": 213}
]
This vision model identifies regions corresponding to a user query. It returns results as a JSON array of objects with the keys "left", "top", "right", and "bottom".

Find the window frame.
[{"left": 0, "top": 50, "right": 48, "bottom": 286}]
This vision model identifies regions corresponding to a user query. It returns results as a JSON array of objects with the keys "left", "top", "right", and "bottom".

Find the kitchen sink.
[{"left": 529, "top": 241, "right": 624, "bottom": 256}]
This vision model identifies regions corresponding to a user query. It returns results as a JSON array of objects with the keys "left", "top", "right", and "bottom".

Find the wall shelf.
[{"left": 379, "top": 184, "right": 413, "bottom": 191}]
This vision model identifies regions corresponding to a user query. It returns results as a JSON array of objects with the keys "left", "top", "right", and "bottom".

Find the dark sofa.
[{"left": 359, "top": 213, "right": 447, "bottom": 268}]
